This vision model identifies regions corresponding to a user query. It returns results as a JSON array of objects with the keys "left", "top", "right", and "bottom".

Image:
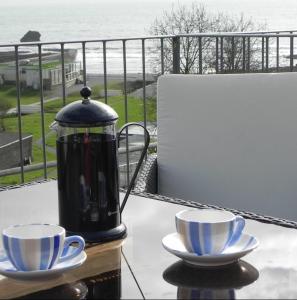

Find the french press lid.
[{"left": 55, "top": 86, "right": 118, "bottom": 127}]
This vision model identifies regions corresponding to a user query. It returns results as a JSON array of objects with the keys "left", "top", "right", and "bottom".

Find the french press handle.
[{"left": 118, "top": 122, "right": 150, "bottom": 213}]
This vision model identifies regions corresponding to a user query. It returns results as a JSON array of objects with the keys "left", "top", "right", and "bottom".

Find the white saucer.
[
  {"left": 162, "top": 232, "right": 259, "bottom": 267},
  {"left": 0, "top": 246, "right": 87, "bottom": 280}
]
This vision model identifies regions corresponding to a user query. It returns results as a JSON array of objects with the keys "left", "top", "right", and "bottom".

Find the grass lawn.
[
  {"left": 25, "top": 61, "right": 61, "bottom": 70},
  {"left": 44, "top": 92, "right": 156, "bottom": 147},
  {"left": 0, "top": 167, "right": 57, "bottom": 186},
  {"left": 0, "top": 86, "right": 156, "bottom": 186},
  {"left": 0, "top": 85, "right": 41, "bottom": 106},
  {"left": 44, "top": 95, "right": 156, "bottom": 124}
]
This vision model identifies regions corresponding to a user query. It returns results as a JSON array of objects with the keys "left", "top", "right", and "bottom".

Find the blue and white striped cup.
[
  {"left": 1, "top": 224, "right": 85, "bottom": 271},
  {"left": 176, "top": 209, "right": 245, "bottom": 255}
]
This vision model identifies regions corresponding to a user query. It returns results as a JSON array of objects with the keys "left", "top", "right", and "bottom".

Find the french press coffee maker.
[{"left": 53, "top": 87, "right": 150, "bottom": 243}]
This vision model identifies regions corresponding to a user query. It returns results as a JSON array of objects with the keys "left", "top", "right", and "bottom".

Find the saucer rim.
[
  {"left": 0, "top": 246, "right": 87, "bottom": 279},
  {"left": 162, "top": 232, "right": 258, "bottom": 266},
  {"left": 163, "top": 232, "right": 259, "bottom": 257}
]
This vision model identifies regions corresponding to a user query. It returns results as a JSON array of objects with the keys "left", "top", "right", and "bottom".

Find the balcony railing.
[{"left": 1, "top": 30, "right": 297, "bottom": 187}]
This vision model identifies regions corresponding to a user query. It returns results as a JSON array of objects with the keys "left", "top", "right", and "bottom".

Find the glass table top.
[{"left": 0, "top": 181, "right": 296, "bottom": 299}]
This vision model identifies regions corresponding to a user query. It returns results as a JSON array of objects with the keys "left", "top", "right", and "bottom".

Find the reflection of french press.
[{"left": 52, "top": 87, "right": 150, "bottom": 242}]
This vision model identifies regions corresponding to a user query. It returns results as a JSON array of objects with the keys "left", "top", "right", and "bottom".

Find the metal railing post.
[
  {"left": 142, "top": 39, "right": 147, "bottom": 129},
  {"left": 262, "top": 37, "right": 265, "bottom": 72},
  {"left": 38, "top": 44, "right": 47, "bottom": 179},
  {"left": 199, "top": 36, "right": 203, "bottom": 74},
  {"left": 290, "top": 35, "right": 294, "bottom": 72},
  {"left": 161, "top": 38, "right": 165, "bottom": 74},
  {"left": 215, "top": 37, "right": 219, "bottom": 73},
  {"left": 15, "top": 46, "right": 24, "bottom": 183},
  {"left": 82, "top": 42, "right": 87, "bottom": 86},
  {"left": 103, "top": 41, "right": 108, "bottom": 104},
  {"left": 247, "top": 37, "right": 251, "bottom": 72},
  {"left": 266, "top": 37, "right": 269, "bottom": 72},
  {"left": 242, "top": 37, "right": 246, "bottom": 72},
  {"left": 231, "top": 36, "right": 235, "bottom": 71},
  {"left": 276, "top": 33, "right": 280, "bottom": 72},
  {"left": 220, "top": 37, "right": 224, "bottom": 72},
  {"left": 172, "top": 36, "right": 180, "bottom": 74},
  {"left": 122, "top": 39, "right": 130, "bottom": 186},
  {"left": 60, "top": 43, "right": 66, "bottom": 106}
]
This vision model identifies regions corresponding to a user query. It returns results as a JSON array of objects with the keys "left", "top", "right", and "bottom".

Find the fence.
[{"left": 0, "top": 30, "right": 297, "bottom": 187}]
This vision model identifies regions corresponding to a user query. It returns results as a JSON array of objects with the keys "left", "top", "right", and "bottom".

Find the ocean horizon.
[
  {"left": 1, "top": 0, "right": 297, "bottom": 73},
  {"left": 1, "top": 0, "right": 297, "bottom": 43}
]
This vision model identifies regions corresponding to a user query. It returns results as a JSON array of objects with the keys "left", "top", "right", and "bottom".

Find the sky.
[{"left": 0, "top": 0, "right": 184, "bottom": 5}]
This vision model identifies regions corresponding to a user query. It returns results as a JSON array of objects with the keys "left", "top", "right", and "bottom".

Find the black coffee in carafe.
[{"left": 57, "top": 132, "right": 119, "bottom": 232}]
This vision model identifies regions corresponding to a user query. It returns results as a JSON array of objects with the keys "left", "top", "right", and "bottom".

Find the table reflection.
[
  {"left": 163, "top": 260, "right": 259, "bottom": 299},
  {"left": 17, "top": 281, "right": 88, "bottom": 299},
  {"left": 7, "top": 245, "right": 123, "bottom": 300},
  {"left": 84, "top": 269, "right": 121, "bottom": 299}
]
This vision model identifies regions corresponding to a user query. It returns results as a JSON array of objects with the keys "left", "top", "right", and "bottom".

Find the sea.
[{"left": 1, "top": 0, "right": 297, "bottom": 73}]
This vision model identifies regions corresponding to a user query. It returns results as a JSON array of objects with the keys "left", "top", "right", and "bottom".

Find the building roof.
[{"left": 0, "top": 132, "right": 32, "bottom": 147}]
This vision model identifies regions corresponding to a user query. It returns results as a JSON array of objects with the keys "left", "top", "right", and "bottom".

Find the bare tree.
[
  {"left": 211, "top": 13, "right": 266, "bottom": 72},
  {"left": 149, "top": 3, "right": 266, "bottom": 74}
]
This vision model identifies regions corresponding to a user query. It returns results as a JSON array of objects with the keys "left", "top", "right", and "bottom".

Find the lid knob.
[
  {"left": 80, "top": 86, "right": 92, "bottom": 100},
  {"left": 55, "top": 85, "right": 118, "bottom": 127}
]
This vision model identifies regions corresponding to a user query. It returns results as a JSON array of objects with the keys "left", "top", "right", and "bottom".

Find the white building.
[{"left": 0, "top": 61, "right": 81, "bottom": 90}]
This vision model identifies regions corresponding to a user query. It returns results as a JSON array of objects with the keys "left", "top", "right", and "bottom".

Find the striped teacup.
[
  {"left": 176, "top": 209, "right": 245, "bottom": 255},
  {"left": 1, "top": 224, "right": 85, "bottom": 271}
]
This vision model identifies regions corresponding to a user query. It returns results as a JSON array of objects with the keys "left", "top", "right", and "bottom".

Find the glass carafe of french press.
[{"left": 52, "top": 87, "right": 150, "bottom": 243}]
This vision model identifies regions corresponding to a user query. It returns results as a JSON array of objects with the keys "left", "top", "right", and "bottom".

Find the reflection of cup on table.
[
  {"left": 163, "top": 260, "right": 259, "bottom": 300},
  {"left": 1, "top": 224, "right": 85, "bottom": 271},
  {"left": 175, "top": 209, "right": 245, "bottom": 255}
]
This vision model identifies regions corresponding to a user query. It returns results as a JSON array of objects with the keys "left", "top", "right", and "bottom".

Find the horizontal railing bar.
[
  {"left": 0, "top": 161, "right": 57, "bottom": 177},
  {"left": 119, "top": 161, "right": 138, "bottom": 169},
  {"left": 176, "top": 33, "right": 297, "bottom": 38},
  {"left": 118, "top": 142, "right": 157, "bottom": 154},
  {"left": 1, "top": 31, "right": 297, "bottom": 48},
  {"left": 0, "top": 142, "right": 157, "bottom": 177}
]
